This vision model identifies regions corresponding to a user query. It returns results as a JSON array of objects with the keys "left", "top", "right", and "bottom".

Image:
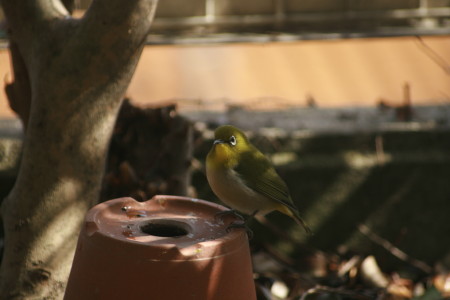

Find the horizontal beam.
[
  {"left": 1, "top": 7, "right": 450, "bottom": 47},
  {"left": 151, "top": 7, "right": 450, "bottom": 30}
]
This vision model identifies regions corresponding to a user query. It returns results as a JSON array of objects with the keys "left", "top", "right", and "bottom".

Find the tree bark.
[{"left": 0, "top": 0, "right": 158, "bottom": 299}]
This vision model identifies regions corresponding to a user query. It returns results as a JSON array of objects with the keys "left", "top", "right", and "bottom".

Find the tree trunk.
[{"left": 0, "top": 0, "right": 158, "bottom": 299}]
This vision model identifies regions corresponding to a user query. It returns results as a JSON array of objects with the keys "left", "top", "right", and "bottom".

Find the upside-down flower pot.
[{"left": 64, "top": 195, "right": 256, "bottom": 300}]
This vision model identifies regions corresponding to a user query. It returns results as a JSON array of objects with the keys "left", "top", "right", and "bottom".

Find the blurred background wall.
[{"left": 1, "top": 35, "right": 450, "bottom": 117}]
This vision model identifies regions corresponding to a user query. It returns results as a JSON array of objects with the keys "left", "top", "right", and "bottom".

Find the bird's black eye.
[{"left": 229, "top": 135, "right": 237, "bottom": 146}]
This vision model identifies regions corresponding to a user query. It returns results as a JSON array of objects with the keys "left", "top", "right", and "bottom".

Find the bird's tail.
[
  {"left": 292, "top": 212, "right": 313, "bottom": 235},
  {"left": 279, "top": 205, "right": 313, "bottom": 235}
]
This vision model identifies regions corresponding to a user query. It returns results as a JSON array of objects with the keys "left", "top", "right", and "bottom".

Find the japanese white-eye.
[{"left": 206, "top": 125, "right": 311, "bottom": 234}]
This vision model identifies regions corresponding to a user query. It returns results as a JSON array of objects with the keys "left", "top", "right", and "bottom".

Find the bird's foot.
[
  {"left": 215, "top": 210, "right": 254, "bottom": 239},
  {"left": 226, "top": 221, "right": 254, "bottom": 240},
  {"left": 214, "top": 209, "right": 245, "bottom": 223}
]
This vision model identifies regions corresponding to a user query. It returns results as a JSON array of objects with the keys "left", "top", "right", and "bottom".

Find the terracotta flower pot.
[{"left": 64, "top": 195, "right": 256, "bottom": 300}]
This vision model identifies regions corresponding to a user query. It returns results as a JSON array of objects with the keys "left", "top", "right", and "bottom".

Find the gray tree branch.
[{"left": 1, "top": 0, "right": 67, "bottom": 58}]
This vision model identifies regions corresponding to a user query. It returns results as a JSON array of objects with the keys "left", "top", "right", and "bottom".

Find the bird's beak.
[{"left": 213, "top": 139, "right": 225, "bottom": 145}]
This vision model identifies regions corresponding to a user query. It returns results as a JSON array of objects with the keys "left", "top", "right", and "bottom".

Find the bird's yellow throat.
[{"left": 207, "top": 143, "right": 238, "bottom": 170}]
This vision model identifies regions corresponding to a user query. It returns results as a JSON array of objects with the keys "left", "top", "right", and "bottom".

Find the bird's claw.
[
  {"left": 214, "top": 210, "right": 253, "bottom": 239},
  {"left": 215, "top": 209, "right": 245, "bottom": 222},
  {"left": 226, "top": 221, "right": 254, "bottom": 240}
]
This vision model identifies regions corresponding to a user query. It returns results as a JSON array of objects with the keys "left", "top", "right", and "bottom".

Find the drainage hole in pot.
[{"left": 141, "top": 221, "right": 189, "bottom": 237}]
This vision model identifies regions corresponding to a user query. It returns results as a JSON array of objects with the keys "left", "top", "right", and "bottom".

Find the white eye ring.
[{"left": 229, "top": 136, "right": 237, "bottom": 146}]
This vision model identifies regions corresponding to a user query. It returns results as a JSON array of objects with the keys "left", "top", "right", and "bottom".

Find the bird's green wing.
[{"left": 235, "top": 146, "right": 298, "bottom": 211}]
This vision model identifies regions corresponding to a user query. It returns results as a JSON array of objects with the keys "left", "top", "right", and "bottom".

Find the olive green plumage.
[{"left": 206, "top": 125, "right": 311, "bottom": 234}]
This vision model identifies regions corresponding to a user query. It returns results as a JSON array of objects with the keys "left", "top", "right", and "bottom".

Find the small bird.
[{"left": 206, "top": 125, "right": 311, "bottom": 234}]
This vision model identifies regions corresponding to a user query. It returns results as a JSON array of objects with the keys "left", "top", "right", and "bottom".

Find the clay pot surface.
[{"left": 64, "top": 195, "right": 256, "bottom": 300}]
